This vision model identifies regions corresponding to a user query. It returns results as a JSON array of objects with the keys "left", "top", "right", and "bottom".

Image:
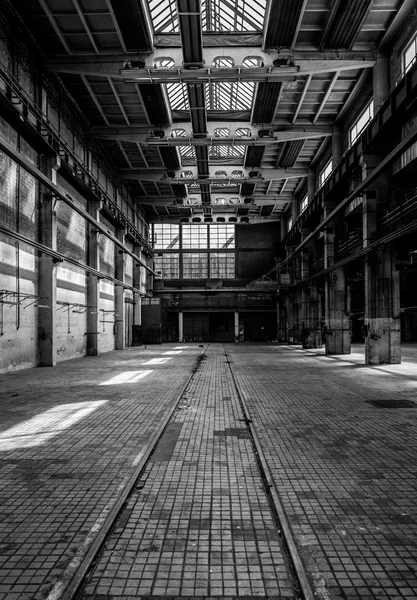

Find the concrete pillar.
[
  {"left": 373, "top": 51, "right": 389, "bottom": 111},
  {"left": 115, "top": 228, "right": 126, "bottom": 350},
  {"left": 38, "top": 156, "right": 59, "bottom": 367},
  {"left": 86, "top": 199, "right": 102, "bottom": 356},
  {"left": 178, "top": 311, "right": 183, "bottom": 342},
  {"left": 363, "top": 192, "right": 400, "bottom": 364},
  {"left": 291, "top": 196, "right": 299, "bottom": 222},
  {"left": 132, "top": 244, "right": 142, "bottom": 345},
  {"left": 301, "top": 285, "right": 321, "bottom": 348},
  {"left": 332, "top": 124, "right": 342, "bottom": 167},
  {"left": 308, "top": 168, "right": 316, "bottom": 202},
  {"left": 325, "top": 267, "right": 351, "bottom": 355},
  {"left": 234, "top": 311, "right": 239, "bottom": 342},
  {"left": 280, "top": 216, "right": 286, "bottom": 241}
]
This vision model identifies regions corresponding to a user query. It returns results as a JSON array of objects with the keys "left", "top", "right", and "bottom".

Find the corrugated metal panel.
[
  {"left": 276, "top": 140, "right": 305, "bottom": 168},
  {"left": 108, "top": 0, "right": 153, "bottom": 51},
  {"left": 251, "top": 82, "right": 282, "bottom": 124},
  {"left": 264, "top": 0, "right": 307, "bottom": 48},
  {"left": 320, "top": 0, "right": 373, "bottom": 50},
  {"left": 244, "top": 146, "right": 265, "bottom": 168}
]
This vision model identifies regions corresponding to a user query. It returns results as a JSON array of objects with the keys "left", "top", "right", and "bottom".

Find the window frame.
[
  {"left": 318, "top": 159, "right": 333, "bottom": 188},
  {"left": 349, "top": 100, "right": 374, "bottom": 147},
  {"left": 403, "top": 33, "right": 417, "bottom": 75}
]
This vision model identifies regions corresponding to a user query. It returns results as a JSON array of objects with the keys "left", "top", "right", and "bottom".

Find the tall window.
[
  {"left": 318, "top": 159, "right": 332, "bottom": 188},
  {"left": 349, "top": 100, "right": 374, "bottom": 146},
  {"left": 183, "top": 253, "right": 208, "bottom": 278},
  {"left": 182, "top": 224, "right": 208, "bottom": 249},
  {"left": 154, "top": 254, "right": 180, "bottom": 279},
  {"left": 404, "top": 33, "right": 417, "bottom": 75},
  {"left": 287, "top": 216, "right": 293, "bottom": 232},
  {"left": 300, "top": 194, "right": 308, "bottom": 213}
]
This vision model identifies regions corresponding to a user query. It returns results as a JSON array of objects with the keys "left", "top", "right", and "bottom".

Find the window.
[
  {"left": 210, "top": 253, "right": 235, "bottom": 278},
  {"left": 154, "top": 254, "right": 180, "bottom": 278},
  {"left": 183, "top": 253, "right": 208, "bottom": 278},
  {"left": 349, "top": 100, "right": 374, "bottom": 146},
  {"left": 182, "top": 224, "right": 208, "bottom": 249},
  {"left": 404, "top": 33, "right": 417, "bottom": 75},
  {"left": 209, "top": 224, "right": 235, "bottom": 248},
  {"left": 318, "top": 159, "right": 332, "bottom": 188},
  {"left": 152, "top": 224, "right": 235, "bottom": 279},
  {"left": 300, "top": 194, "right": 308, "bottom": 213},
  {"left": 287, "top": 216, "right": 293, "bottom": 232},
  {"left": 153, "top": 224, "right": 180, "bottom": 249}
]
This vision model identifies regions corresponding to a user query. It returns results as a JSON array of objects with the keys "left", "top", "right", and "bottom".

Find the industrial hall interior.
[{"left": 1, "top": 0, "right": 417, "bottom": 599}]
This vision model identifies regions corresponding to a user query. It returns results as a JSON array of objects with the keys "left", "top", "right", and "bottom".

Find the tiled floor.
[{"left": 0, "top": 342, "right": 417, "bottom": 600}]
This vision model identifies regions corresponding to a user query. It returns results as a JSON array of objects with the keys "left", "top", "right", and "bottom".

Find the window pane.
[
  {"left": 182, "top": 224, "right": 208, "bottom": 249},
  {"left": 349, "top": 101, "right": 373, "bottom": 146},
  {"left": 210, "top": 253, "right": 235, "bottom": 278},
  {"left": 183, "top": 253, "right": 208, "bottom": 278},
  {"left": 154, "top": 253, "right": 180, "bottom": 279},
  {"left": 153, "top": 224, "right": 180, "bottom": 249},
  {"left": 319, "top": 159, "right": 332, "bottom": 187},
  {"left": 209, "top": 224, "right": 235, "bottom": 248}
]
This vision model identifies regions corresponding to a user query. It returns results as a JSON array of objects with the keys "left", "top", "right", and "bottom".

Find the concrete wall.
[
  {"left": 235, "top": 222, "right": 279, "bottom": 279},
  {"left": 0, "top": 17, "right": 148, "bottom": 373}
]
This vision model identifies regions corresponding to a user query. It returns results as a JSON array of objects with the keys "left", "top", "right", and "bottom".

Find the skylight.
[
  {"left": 149, "top": 0, "right": 266, "bottom": 34},
  {"left": 207, "top": 82, "right": 255, "bottom": 110}
]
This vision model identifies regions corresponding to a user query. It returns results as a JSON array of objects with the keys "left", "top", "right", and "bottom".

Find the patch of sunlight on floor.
[
  {"left": 141, "top": 357, "right": 173, "bottom": 365},
  {"left": 100, "top": 370, "right": 153, "bottom": 385},
  {"left": 174, "top": 346, "right": 189, "bottom": 349},
  {"left": 163, "top": 351, "right": 183, "bottom": 355},
  {"left": 0, "top": 401, "right": 107, "bottom": 451}
]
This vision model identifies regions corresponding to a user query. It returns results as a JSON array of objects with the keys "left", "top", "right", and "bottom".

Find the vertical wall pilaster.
[
  {"left": 332, "top": 124, "right": 342, "bottom": 166},
  {"left": 38, "top": 156, "right": 59, "bottom": 367},
  {"left": 234, "top": 311, "right": 239, "bottom": 342},
  {"left": 115, "top": 228, "right": 126, "bottom": 350}
]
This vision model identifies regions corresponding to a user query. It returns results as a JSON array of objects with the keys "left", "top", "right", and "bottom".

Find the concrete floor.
[{"left": 0, "top": 343, "right": 416, "bottom": 599}]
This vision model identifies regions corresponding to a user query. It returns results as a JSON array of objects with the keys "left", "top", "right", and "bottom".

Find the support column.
[
  {"left": 291, "top": 196, "right": 299, "bottom": 222},
  {"left": 115, "top": 228, "right": 126, "bottom": 350},
  {"left": 373, "top": 51, "right": 389, "bottom": 111},
  {"left": 234, "top": 311, "right": 239, "bottom": 342},
  {"left": 38, "top": 156, "right": 59, "bottom": 367},
  {"left": 308, "top": 168, "right": 316, "bottom": 202},
  {"left": 325, "top": 268, "right": 351, "bottom": 354},
  {"left": 332, "top": 124, "right": 342, "bottom": 167},
  {"left": 178, "top": 311, "right": 183, "bottom": 343},
  {"left": 86, "top": 199, "right": 102, "bottom": 356},
  {"left": 363, "top": 191, "right": 401, "bottom": 364},
  {"left": 301, "top": 285, "right": 321, "bottom": 348},
  {"left": 132, "top": 244, "right": 142, "bottom": 345}
]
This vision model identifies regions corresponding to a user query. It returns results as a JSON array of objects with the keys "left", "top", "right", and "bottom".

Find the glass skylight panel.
[
  {"left": 149, "top": 0, "right": 179, "bottom": 33},
  {"left": 150, "top": 0, "right": 266, "bottom": 34},
  {"left": 207, "top": 81, "right": 255, "bottom": 111},
  {"left": 202, "top": 0, "right": 266, "bottom": 31},
  {"left": 166, "top": 83, "right": 189, "bottom": 110},
  {"left": 209, "top": 145, "right": 245, "bottom": 158},
  {"left": 180, "top": 146, "right": 196, "bottom": 159}
]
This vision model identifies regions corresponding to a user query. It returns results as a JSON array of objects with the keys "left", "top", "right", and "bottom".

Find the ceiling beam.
[
  {"left": 71, "top": 0, "right": 100, "bottom": 54},
  {"left": 38, "top": 0, "right": 72, "bottom": 55},
  {"left": 105, "top": 0, "right": 128, "bottom": 53},
  {"left": 119, "top": 168, "right": 308, "bottom": 182},
  {"left": 44, "top": 51, "right": 375, "bottom": 79},
  {"left": 91, "top": 125, "right": 332, "bottom": 144},
  {"left": 292, "top": 75, "right": 312, "bottom": 124},
  {"left": 80, "top": 75, "right": 111, "bottom": 126},
  {"left": 107, "top": 78, "right": 130, "bottom": 126},
  {"left": 313, "top": 71, "right": 340, "bottom": 124}
]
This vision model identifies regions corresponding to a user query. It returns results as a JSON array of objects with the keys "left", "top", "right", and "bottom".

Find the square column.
[
  {"left": 132, "top": 244, "right": 142, "bottom": 346},
  {"left": 86, "top": 199, "right": 102, "bottom": 356},
  {"left": 364, "top": 246, "right": 401, "bottom": 364},
  {"left": 178, "top": 311, "right": 183, "bottom": 343},
  {"left": 234, "top": 311, "right": 239, "bottom": 342},
  {"left": 325, "top": 268, "right": 351, "bottom": 355},
  {"left": 115, "top": 229, "right": 126, "bottom": 350},
  {"left": 38, "top": 156, "right": 59, "bottom": 367}
]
